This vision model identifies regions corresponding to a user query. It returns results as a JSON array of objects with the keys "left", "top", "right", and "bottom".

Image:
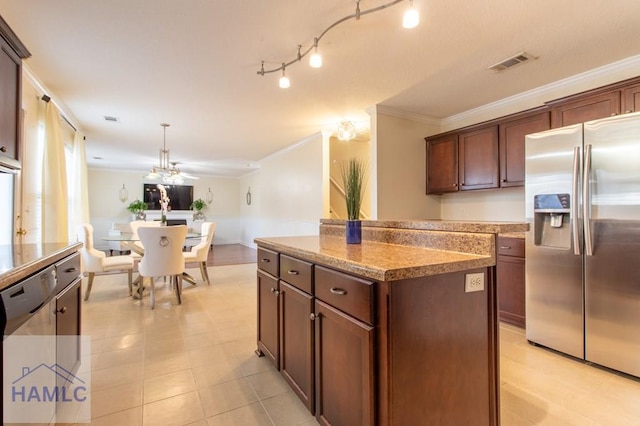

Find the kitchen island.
[{"left": 255, "top": 220, "right": 527, "bottom": 426}]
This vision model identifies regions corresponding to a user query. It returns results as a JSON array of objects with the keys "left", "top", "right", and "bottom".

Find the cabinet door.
[
  {"left": 426, "top": 134, "right": 458, "bottom": 194},
  {"left": 497, "top": 255, "right": 525, "bottom": 328},
  {"left": 257, "top": 270, "right": 279, "bottom": 368},
  {"left": 499, "top": 111, "right": 550, "bottom": 187},
  {"left": 279, "top": 281, "right": 314, "bottom": 412},
  {"left": 551, "top": 90, "right": 621, "bottom": 127},
  {"left": 458, "top": 126, "right": 499, "bottom": 191},
  {"left": 0, "top": 36, "right": 22, "bottom": 168},
  {"left": 56, "top": 278, "right": 82, "bottom": 383},
  {"left": 315, "top": 300, "right": 374, "bottom": 426},
  {"left": 622, "top": 83, "right": 640, "bottom": 114}
]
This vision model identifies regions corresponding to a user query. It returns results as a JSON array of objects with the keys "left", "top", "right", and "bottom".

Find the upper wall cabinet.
[
  {"left": 0, "top": 15, "right": 31, "bottom": 170},
  {"left": 426, "top": 134, "right": 458, "bottom": 194},
  {"left": 499, "top": 110, "right": 550, "bottom": 188},
  {"left": 622, "top": 82, "right": 640, "bottom": 113},
  {"left": 458, "top": 125, "right": 499, "bottom": 191},
  {"left": 549, "top": 90, "right": 620, "bottom": 128}
]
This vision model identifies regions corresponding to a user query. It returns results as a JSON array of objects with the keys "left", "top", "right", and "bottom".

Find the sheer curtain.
[
  {"left": 42, "top": 101, "right": 69, "bottom": 243},
  {"left": 68, "top": 131, "right": 90, "bottom": 241}
]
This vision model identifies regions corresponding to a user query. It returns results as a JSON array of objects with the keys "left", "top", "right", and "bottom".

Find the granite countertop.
[
  {"left": 0, "top": 242, "right": 82, "bottom": 291},
  {"left": 255, "top": 235, "right": 495, "bottom": 282},
  {"left": 499, "top": 232, "right": 527, "bottom": 239},
  {"left": 320, "top": 219, "right": 529, "bottom": 234}
]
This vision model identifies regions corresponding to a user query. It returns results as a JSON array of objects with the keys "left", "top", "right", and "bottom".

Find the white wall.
[
  {"left": 239, "top": 133, "right": 325, "bottom": 247},
  {"left": 373, "top": 111, "right": 441, "bottom": 220},
  {"left": 87, "top": 169, "right": 241, "bottom": 250}
]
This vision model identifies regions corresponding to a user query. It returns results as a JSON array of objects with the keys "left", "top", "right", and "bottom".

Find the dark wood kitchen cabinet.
[
  {"left": 426, "top": 125, "right": 499, "bottom": 194},
  {"left": 256, "top": 248, "right": 280, "bottom": 368},
  {"left": 458, "top": 125, "right": 499, "bottom": 191},
  {"left": 426, "top": 133, "right": 458, "bottom": 194},
  {"left": 497, "top": 237, "right": 525, "bottom": 328},
  {"left": 499, "top": 110, "right": 550, "bottom": 188},
  {"left": 314, "top": 265, "right": 375, "bottom": 426},
  {"left": 622, "top": 82, "right": 640, "bottom": 113},
  {"left": 279, "top": 278, "right": 314, "bottom": 412},
  {"left": 550, "top": 90, "right": 621, "bottom": 127},
  {"left": 0, "top": 16, "right": 30, "bottom": 169}
]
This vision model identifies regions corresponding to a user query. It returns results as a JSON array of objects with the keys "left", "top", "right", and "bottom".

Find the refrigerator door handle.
[
  {"left": 572, "top": 146, "right": 581, "bottom": 255},
  {"left": 583, "top": 144, "right": 593, "bottom": 256}
]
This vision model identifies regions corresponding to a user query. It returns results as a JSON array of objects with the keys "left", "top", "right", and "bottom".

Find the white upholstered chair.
[
  {"left": 137, "top": 225, "right": 187, "bottom": 309},
  {"left": 183, "top": 221, "right": 216, "bottom": 285},
  {"left": 77, "top": 223, "right": 134, "bottom": 300},
  {"left": 128, "top": 220, "right": 160, "bottom": 257}
]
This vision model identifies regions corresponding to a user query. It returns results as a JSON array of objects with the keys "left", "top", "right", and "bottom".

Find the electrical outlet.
[{"left": 465, "top": 273, "right": 484, "bottom": 293}]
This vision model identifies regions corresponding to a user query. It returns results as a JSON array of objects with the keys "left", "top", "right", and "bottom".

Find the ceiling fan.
[{"left": 144, "top": 123, "right": 199, "bottom": 184}]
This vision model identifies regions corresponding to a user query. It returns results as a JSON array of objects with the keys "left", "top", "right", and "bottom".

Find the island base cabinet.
[
  {"left": 256, "top": 270, "right": 279, "bottom": 368},
  {"left": 314, "top": 300, "right": 374, "bottom": 426},
  {"left": 279, "top": 281, "right": 314, "bottom": 412},
  {"left": 385, "top": 268, "right": 498, "bottom": 426}
]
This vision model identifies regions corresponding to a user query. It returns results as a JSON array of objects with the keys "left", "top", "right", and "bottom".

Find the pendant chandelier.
[{"left": 145, "top": 123, "right": 197, "bottom": 184}]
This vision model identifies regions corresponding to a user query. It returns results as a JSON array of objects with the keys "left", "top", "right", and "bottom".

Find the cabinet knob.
[
  {"left": 501, "top": 179, "right": 507, "bottom": 183},
  {"left": 500, "top": 246, "right": 511, "bottom": 249},
  {"left": 330, "top": 287, "right": 347, "bottom": 295},
  {"left": 56, "top": 306, "right": 67, "bottom": 314},
  {"left": 0, "top": 146, "right": 6, "bottom": 153},
  {"left": 625, "top": 110, "right": 633, "bottom": 114},
  {"left": 453, "top": 183, "right": 457, "bottom": 187},
  {"left": 610, "top": 113, "right": 617, "bottom": 116},
  {"left": 310, "top": 313, "right": 316, "bottom": 321},
  {"left": 287, "top": 270, "right": 299, "bottom": 276},
  {"left": 260, "top": 258, "right": 270, "bottom": 263}
]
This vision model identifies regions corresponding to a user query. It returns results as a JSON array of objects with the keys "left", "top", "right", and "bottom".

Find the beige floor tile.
[
  {"left": 99, "top": 332, "right": 145, "bottom": 352},
  {"left": 89, "top": 406, "right": 143, "bottom": 426},
  {"left": 261, "top": 391, "right": 317, "bottom": 426},
  {"left": 205, "top": 402, "right": 273, "bottom": 426},
  {"left": 93, "top": 345, "right": 145, "bottom": 370},
  {"left": 91, "top": 381, "right": 143, "bottom": 418},
  {"left": 143, "top": 369, "right": 197, "bottom": 404},
  {"left": 246, "top": 369, "right": 292, "bottom": 400},
  {"left": 192, "top": 361, "right": 245, "bottom": 389},
  {"left": 92, "top": 361, "right": 144, "bottom": 391},
  {"left": 143, "top": 352, "right": 191, "bottom": 378},
  {"left": 198, "top": 377, "right": 258, "bottom": 417},
  {"left": 142, "top": 390, "right": 205, "bottom": 426}
]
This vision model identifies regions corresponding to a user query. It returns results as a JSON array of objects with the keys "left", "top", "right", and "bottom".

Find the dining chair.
[
  {"left": 183, "top": 221, "right": 216, "bottom": 285},
  {"left": 137, "top": 225, "right": 188, "bottom": 309},
  {"left": 129, "top": 220, "right": 160, "bottom": 258},
  {"left": 76, "top": 223, "right": 134, "bottom": 300}
]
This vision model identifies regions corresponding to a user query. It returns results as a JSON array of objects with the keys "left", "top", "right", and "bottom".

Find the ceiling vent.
[
  {"left": 488, "top": 51, "right": 536, "bottom": 72},
  {"left": 103, "top": 115, "right": 120, "bottom": 123}
]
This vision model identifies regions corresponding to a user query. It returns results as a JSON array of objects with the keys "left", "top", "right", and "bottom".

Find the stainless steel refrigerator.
[{"left": 525, "top": 111, "right": 640, "bottom": 377}]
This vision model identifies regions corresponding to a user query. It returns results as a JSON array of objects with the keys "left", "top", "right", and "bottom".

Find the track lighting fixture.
[
  {"left": 279, "top": 64, "right": 290, "bottom": 88},
  {"left": 403, "top": 0, "right": 420, "bottom": 28},
  {"left": 257, "top": 0, "right": 419, "bottom": 88}
]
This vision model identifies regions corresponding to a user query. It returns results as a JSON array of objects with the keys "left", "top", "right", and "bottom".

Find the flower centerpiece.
[
  {"left": 127, "top": 199, "right": 147, "bottom": 221},
  {"left": 157, "top": 184, "right": 170, "bottom": 224},
  {"left": 190, "top": 198, "right": 207, "bottom": 221},
  {"left": 340, "top": 157, "right": 367, "bottom": 244}
]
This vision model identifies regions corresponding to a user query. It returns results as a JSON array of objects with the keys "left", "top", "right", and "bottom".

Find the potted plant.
[
  {"left": 191, "top": 198, "right": 207, "bottom": 220},
  {"left": 340, "top": 157, "right": 367, "bottom": 244},
  {"left": 127, "top": 199, "right": 147, "bottom": 221}
]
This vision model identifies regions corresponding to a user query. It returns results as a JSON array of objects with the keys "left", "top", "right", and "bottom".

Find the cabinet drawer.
[
  {"left": 315, "top": 266, "right": 374, "bottom": 325},
  {"left": 280, "top": 255, "right": 313, "bottom": 294},
  {"left": 55, "top": 252, "right": 81, "bottom": 293},
  {"left": 497, "top": 237, "right": 525, "bottom": 257},
  {"left": 257, "top": 248, "right": 279, "bottom": 277}
]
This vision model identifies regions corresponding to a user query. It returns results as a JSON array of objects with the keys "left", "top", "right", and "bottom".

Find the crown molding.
[
  {"left": 371, "top": 104, "right": 441, "bottom": 127},
  {"left": 442, "top": 54, "right": 640, "bottom": 128}
]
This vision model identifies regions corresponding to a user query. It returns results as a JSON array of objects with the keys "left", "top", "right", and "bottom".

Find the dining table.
[{"left": 102, "top": 231, "right": 203, "bottom": 295}]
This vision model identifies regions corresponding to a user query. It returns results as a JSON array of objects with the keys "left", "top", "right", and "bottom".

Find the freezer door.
[
  {"left": 584, "top": 112, "right": 640, "bottom": 377},
  {"left": 525, "top": 124, "right": 584, "bottom": 359}
]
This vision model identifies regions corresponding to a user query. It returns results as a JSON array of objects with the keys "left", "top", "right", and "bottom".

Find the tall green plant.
[{"left": 340, "top": 158, "right": 367, "bottom": 220}]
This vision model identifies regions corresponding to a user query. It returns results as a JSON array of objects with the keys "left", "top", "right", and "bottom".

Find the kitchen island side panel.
[{"left": 386, "top": 267, "right": 498, "bottom": 426}]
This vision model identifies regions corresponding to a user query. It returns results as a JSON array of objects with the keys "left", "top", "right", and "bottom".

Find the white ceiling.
[{"left": 1, "top": 0, "right": 640, "bottom": 178}]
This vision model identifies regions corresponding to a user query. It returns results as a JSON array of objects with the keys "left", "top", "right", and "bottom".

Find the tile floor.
[{"left": 81, "top": 263, "right": 640, "bottom": 425}]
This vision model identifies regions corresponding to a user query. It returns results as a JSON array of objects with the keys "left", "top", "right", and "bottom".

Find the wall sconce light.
[
  {"left": 337, "top": 121, "right": 357, "bottom": 141},
  {"left": 119, "top": 184, "right": 128, "bottom": 203},
  {"left": 205, "top": 187, "right": 213, "bottom": 205}
]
